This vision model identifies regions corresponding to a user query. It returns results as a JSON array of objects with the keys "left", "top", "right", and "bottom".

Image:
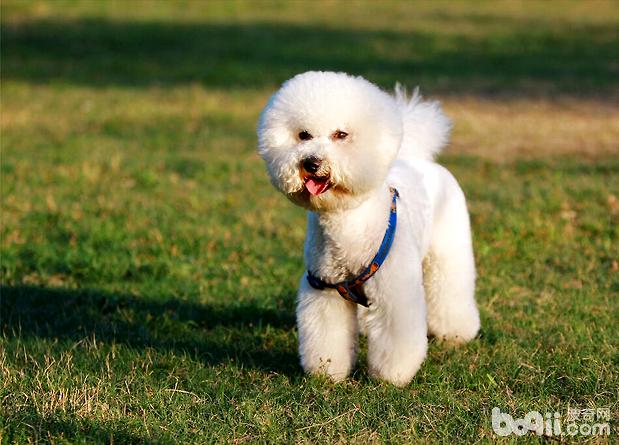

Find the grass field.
[{"left": 1, "top": 0, "right": 618, "bottom": 443}]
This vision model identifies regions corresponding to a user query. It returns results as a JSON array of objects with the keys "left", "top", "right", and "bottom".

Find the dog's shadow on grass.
[
  {"left": 0, "top": 285, "right": 301, "bottom": 377},
  {"left": 4, "top": 408, "right": 151, "bottom": 445}
]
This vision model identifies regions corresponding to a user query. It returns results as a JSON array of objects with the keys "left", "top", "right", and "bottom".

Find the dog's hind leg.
[
  {"left": 423, "top": 184, "right": 480, "bottom": 343},
  {"left": 296, "top": 275, "right": 358, "bottom": 381}
]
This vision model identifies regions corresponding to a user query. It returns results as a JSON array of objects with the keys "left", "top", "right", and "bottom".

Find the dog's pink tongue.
[{"left": 306, "top": 178, "right": 329, "bottom": 196}]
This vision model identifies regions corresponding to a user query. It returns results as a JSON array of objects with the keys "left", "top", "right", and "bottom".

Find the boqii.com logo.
[{"left": 492, "top": 407, "right": 611, "bottom": 437}]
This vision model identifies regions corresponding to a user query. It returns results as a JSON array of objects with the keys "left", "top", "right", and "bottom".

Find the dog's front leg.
[
  {"left": 365, "top": 270, "right": 428, "bottom": 386},
  {"left": 296, "top": 275, "right": 358, "bottom": 382}
]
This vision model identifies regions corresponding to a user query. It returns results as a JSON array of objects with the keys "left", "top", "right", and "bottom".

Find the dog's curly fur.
[{"left": 258, "top": 71, "right": 480, "bottom": 386}]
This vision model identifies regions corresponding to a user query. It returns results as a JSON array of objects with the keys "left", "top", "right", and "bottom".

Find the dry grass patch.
[{"left": 445, "top": 97, "right": 619, "bottom": 160}]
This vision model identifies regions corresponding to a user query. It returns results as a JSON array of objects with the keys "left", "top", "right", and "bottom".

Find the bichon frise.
[{"left": 257, "top": 71, "right": 480, "bottom": 386}]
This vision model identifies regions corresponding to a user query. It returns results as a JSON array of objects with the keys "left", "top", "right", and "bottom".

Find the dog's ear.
[{"left": 257, "top": 92, "right": 291, "bottom": 156}]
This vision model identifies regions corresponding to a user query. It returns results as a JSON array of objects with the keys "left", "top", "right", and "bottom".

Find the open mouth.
[{"left": 303, "top": 174, "right": 332, "bottom": 196}]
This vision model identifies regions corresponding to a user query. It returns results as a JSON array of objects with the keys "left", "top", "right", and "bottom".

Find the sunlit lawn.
[{"left": 1, "top": 1, "right": 618, "bottom": 443}]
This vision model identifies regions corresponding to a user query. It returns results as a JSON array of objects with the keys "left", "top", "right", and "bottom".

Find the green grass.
[{"left": 1, "top": 1, "right": 618, "bottom": 443}]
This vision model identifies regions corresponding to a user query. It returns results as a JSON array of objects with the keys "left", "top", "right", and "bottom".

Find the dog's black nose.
[{"left": 302, "top": 156, "right": 321, "bottom": 174}]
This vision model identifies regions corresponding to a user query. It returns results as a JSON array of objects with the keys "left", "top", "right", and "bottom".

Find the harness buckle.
[{"left": 306, "top": 272, "right": 325, "bottom": 290}]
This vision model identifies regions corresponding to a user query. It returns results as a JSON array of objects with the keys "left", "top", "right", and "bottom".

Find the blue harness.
[{"left": 306, "top": 188, "right": 399, "bottom": 307}]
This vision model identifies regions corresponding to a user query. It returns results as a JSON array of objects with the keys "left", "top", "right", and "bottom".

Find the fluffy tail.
[{"left": 394, "top": 84, "right": 451, "bottom": 162}]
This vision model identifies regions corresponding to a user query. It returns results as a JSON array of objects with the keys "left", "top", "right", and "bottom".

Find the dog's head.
[{"left": 257, "top": 71, "right": 402, "bottom": 211}]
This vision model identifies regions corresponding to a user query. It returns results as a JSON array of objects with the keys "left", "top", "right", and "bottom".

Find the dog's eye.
[
  {"left": 332, "top": 130, "right": 348, "bottom": 140},
  {"left": 298, "top": 131, "right": 313, "bottom": 141}
]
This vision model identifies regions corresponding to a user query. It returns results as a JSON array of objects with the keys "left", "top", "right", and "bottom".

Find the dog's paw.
[
  {"left": 301, "top": 355, "right": 352, "bottom": 382},
  {"left": 430, "top": 305, "right": 480, "bottom": 344},
  {"left": 368, "top": 340, "right": 427, "bottom": 387}
]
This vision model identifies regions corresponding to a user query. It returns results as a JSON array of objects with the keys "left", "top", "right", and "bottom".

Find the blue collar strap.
[{"left": 307, "top": 187, "right": 399, "bottom": 307}]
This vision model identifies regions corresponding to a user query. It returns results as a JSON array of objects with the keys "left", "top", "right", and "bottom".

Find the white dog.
[{"left": 257, "top": 71, "right": 480, "bottom": 386}]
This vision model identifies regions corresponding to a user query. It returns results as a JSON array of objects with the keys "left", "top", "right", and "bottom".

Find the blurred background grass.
[
  {"left": 1, "top": 1, "right": 618, "bottom": 443},
  {"left": 3, "top": 0, "right": 618, "bottom": 95}
]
